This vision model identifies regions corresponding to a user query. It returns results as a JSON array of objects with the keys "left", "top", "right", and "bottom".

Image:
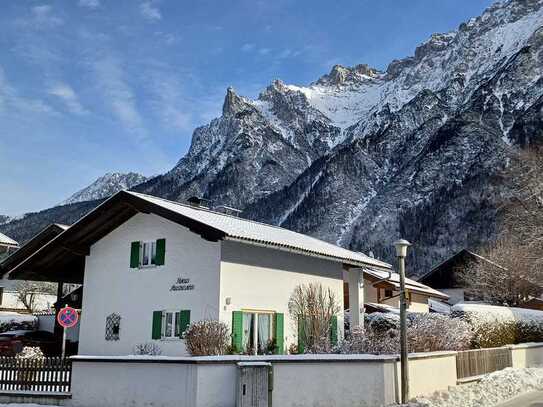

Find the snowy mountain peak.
[
  {"left": 61, "top": 172, "right": 148, "bottom": 205},
  {"left": 316, "top": 64, "right": 381, "bottom": 86},
  {"left": 222, "top": 86, "right": 253, "bottom": 116}
]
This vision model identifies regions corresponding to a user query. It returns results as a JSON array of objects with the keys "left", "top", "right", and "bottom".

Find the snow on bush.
[
  {"left": 133, "top": 342, "right": 162, "bottom": 356},
  {"left": 452, "top": 303, "right": 543, "bottom": 348},
  {"left": 341, "top": 312, "right": 472, "bottom": 354},
  {"left": 185, "top": 320, "right": 230, "bottom": 356},
  {"left": 16, "top": 346, "right": 44, "bottom": 360},
  {"left": 0, "top": 312, "right": 37, "bottom": 333},
  {"left": 404, "top": 367, "right": 543, "bottom": 407}
]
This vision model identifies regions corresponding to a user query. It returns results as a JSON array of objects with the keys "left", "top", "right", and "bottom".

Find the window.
[
  {"left": 242, "top": 312, "right": 275, "bottom": 355},
  {"left": 384, "top": 289, "right": 393, "bottom": 298},
  {"left": 140, "top": 241, "right": 157, "bottom": 267},
  {"left": 152, "top": 310, "right": 190, "bottom": 340},
  {"left": 130, "top": 239, "right": 166, "bottom": 269},
  {"left": 105, "top": 313, "right": 121, "bottom": 341}
]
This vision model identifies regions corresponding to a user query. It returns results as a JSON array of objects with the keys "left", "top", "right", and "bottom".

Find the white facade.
[
  {"left": 79, "top": 213, "right": 221, "bottom": 356},
  {"left": 78, "top": 213, "right": 345, "bottom": 356},
  {"left": 219, "top": 241, "right": 344, "bottom": 354}
]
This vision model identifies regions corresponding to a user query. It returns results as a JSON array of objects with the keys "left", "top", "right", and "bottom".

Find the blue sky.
[{"left": 0, "top": 0, "right": 496, "bottom": 216}]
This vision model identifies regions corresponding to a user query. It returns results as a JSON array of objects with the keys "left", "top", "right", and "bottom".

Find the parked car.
[{"left": 0, "top": 330, "right": 59, "bottom": 356}]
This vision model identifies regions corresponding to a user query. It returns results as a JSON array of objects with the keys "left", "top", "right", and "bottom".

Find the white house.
[{"left": 4, "top": 191, "right": 447, "bottom": 356}]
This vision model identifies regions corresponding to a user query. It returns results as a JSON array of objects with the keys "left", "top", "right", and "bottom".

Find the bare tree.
[
  {"left": 14, "top": 281, "right": 57, "bottom": 312},
  {"left": 459, "top": 237, "right": 542, "bottom": 306},
  {"left": 288, "top": 283, "right": 340, "bottom": 353},
  {"left": 460, "top": 147, "right": 543, "bottom": 306}
]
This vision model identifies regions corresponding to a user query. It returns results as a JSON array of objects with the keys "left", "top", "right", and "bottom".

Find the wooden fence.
[
  {"left": 456, "top": 347, "right": 512, "bottom": 379},
  {"left": 0, "top": 357, "right": 71, "bottom": 393}
]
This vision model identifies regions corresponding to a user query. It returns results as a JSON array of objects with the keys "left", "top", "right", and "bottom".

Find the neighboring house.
[
  {"left": 418, "top": 249, "right": 507, "bottom": 304},
  {"left": 0, "top": 224, "right": 67, "bottom": 312},
  {"left": 0, "top": 232, "right": 18, "bottom": 261},
  {"left": 3, "top": 191, "right": 447, "bottom": 356}
]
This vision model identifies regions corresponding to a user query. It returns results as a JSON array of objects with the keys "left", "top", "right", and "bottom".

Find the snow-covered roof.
[
  {"left": 364, "top": 267, "right": 449, "bottom": 299},
  {"left": 126, "top": 192, "right": 391, "bottom": 269},
  {"left": 0, "top": 232, "right": 18, "bottom": 247}
]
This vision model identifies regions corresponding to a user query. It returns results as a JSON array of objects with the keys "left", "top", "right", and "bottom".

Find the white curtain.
[{"left": 258, "top": 314, "right": 271, "bottom": 353}]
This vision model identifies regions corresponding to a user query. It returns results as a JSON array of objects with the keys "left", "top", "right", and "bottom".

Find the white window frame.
[
  {"left": 161, "top": 310, "right": 181, "bottom": 340},
  {"left": 139, "top": 241, "right": 157, "bottom": 268}
]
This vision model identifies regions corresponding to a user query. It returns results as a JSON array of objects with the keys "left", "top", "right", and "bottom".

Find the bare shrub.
[
  {"left": 288, "top": 283, "right": 340, "bottom": 353},
  {"left": 133, "top": 342, "right": 162, "bottom": 356},
  {"left": 185, "top": 320, "right": 230, "bottom": 356},
  {"left": 340, "top": 312, "right": 472, "bottom": 354},
  {"left": 408, "top": 313, "right": 472, "bottom": 352}
]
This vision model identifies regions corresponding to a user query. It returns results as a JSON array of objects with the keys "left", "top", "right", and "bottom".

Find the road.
[{"left": 496, "top": 391, "right": 543, "bottom": 407}]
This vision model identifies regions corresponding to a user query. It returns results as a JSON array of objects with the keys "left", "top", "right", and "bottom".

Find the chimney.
[
  {"left": 187, "top": 196, "right": 210, "bottom": 209},
  {"left": 215, "top": 205, "right": 242, "bottom": 217}
]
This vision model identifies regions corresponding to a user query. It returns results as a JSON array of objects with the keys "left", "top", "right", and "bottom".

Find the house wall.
[
  {"left": 78, "top": 213, "right": 221, "bottom": 356},
  {"left": 441, "top": 288, "right": 465, "bottom": 304},
  {"left": 380, "top": 292, "right": 430, "bottom": 313},
  {"left": 219, "top": 241, "right": 345, "bottom": 352}
]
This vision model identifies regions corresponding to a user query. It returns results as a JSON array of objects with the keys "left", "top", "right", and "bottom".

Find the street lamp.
[{"left": 394, "top": 239, "right": 411, "bottom": 404}]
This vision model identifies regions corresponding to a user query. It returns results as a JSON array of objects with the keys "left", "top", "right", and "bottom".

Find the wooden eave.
[{"left": 7, "top": 191, "right": 226, "bottom": 283}]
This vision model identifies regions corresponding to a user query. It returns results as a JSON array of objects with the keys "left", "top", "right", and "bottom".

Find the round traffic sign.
[{"left": 57, "top": 307, "right": 79, "bottom": 328}]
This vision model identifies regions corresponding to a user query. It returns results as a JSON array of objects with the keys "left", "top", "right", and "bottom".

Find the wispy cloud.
[
  {"left": 241, "top": 43, "right": 255, "bottom": 52},
  {"left": 17, "top": 5, "right": 64, "bottom": 30},
  {"left": 78, "top": 0, "right": 100, "bottom": 9},
  {"left": 258, "top": 48, "right": 271, "bottom": 56},
  {"left": 140, "top": 1, "right": 162, "bottom": 22},
  {"left": 48, "top": 83, "right": 88, "bottom": 115},
  {"left": 92, "top": 56, "right": 145, "bottom": 136},
  {"left": 146, "top": 71, "right": 192, "bottom": 131},
  {"left": 0, "top": 66, "right": 54, "bottom": 116}
]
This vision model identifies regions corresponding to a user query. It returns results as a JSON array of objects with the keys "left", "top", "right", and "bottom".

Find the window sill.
[
  {"left": 137, "top": 265, "right": 160, "bottom": 270},
  {"left": 160, "top": 337, "right": 184, "bottom": 342}
]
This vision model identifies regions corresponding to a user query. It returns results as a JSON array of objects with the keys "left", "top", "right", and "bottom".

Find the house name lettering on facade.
[{"left": 170, "top": 277, "right": 195, "bottom": 292}]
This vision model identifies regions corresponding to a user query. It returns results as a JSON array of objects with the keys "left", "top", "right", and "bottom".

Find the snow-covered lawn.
[{"left": 403, "top": 367, "right": 543, "bottom": 407}]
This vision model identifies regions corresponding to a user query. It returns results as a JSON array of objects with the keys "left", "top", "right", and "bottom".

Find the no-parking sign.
[{"left": 57, "top": 306, "right": 79, "bottom": 328}]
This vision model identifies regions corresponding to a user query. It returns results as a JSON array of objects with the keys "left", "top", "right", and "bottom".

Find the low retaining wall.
[
  {"left": 67, "top": 353, "right": 448, "bottom": 407},
  {"left": 396, "top": 352, "right": 458, "bottom": 398},
  {"left": 509, "top": 342, "right": 543, "bottom": 368},
  {"left": 2, "top": 343, "right": 541, "bottom": 407}
]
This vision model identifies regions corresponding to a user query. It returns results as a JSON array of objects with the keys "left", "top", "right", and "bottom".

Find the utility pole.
[{"left": 394, "top": 239, "right": 411, "bottom": 404}]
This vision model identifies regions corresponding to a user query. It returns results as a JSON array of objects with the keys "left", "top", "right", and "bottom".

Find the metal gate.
[{"left": 236, "top": 362, "right": 272, "bottom": 407}]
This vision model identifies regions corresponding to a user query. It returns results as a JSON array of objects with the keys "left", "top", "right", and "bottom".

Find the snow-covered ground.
[{"left": 402, "top": 367, "right": 543, "bottom": 407}]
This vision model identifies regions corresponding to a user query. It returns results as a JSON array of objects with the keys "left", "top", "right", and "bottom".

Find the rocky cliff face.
[{"left": 3, "top": 0, "right": 543, "bottom": 276}]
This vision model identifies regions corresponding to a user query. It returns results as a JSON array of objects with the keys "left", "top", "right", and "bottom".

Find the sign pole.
[
  {"left": 57, "top": 304, "right": 79, "bottom": 360},
  {"left": 62, "top": 303, "right": 67, "bottom": 360}
]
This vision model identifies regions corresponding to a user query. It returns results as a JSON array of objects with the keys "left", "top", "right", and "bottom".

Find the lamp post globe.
[{"left": 394, "top": 239, "right": 411, "bottom": 258}]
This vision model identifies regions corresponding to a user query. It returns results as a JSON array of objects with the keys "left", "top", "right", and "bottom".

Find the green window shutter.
[
  {"left": 155, "top": 238, "right": 166, "bottom": 265},
  {"left": 178, "top": 310, "right": 191, "bottom": 337},
  {"left": 152, "top": 311, "right": 163, "bottom": 339},
  {"left": 297, "top": 316, "right": 305, "bottom": 354},
  {"left": 274, "top": 313, "right": 284, "bottom": 355},
  {"left": 130, "top": 241, "right": 141, "bottom": 268},
  {"left": 231, "top": 311, "right": 243, "bottom": 353},
  {"left": 330, "top": 315, "right": 338, "bottom": 346}
]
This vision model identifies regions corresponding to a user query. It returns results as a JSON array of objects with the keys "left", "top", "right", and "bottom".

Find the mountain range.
[{"left": 2, "top": 0, "right": 542, "bottom": 276}]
